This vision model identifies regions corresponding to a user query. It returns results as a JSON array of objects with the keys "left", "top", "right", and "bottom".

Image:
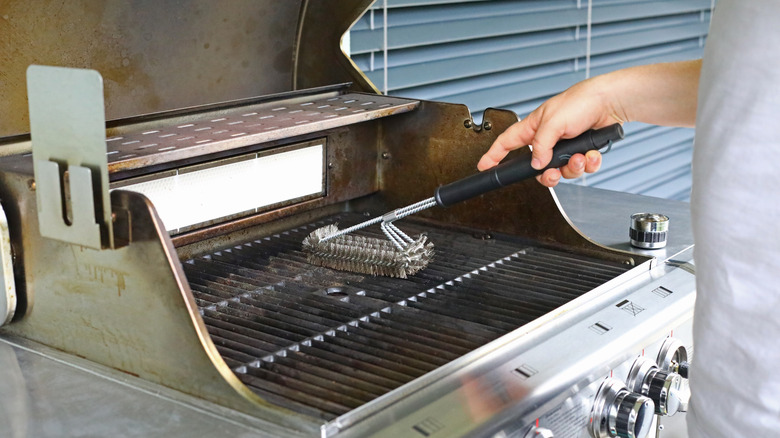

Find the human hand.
[{"left": 477, "top": 75, "right": 626, "bottom": 187}]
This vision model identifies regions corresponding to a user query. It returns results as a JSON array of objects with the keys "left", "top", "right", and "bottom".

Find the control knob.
[
  {"left": 629, "top": 213, "right": 669, "bottom": 249},
  {"left": 627, "top": 358, "right": 685, "bottom": 416},
  {"left": 590, "top": 378, "right": 654, "bottom": 438}
]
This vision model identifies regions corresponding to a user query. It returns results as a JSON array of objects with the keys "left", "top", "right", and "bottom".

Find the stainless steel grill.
[
  {"left": 0, "top": 2, "right": 696, "bottom": 437},
  {"left": 183, "top": 213, "right": 633, "bottom": 419}
]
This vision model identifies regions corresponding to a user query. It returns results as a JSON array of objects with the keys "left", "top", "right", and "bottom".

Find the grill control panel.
[{"left": 528, "top": 332, "right": 692, "bottom": 438}]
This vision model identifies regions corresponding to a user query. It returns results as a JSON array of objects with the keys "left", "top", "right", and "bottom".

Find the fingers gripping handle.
[{"left": 434, "top": 123, "right": 624, "bottom": 208}]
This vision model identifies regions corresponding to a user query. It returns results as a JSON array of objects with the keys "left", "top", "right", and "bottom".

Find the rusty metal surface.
[
  {"left": 0, "top": 0, "right": 376, "bottom": 139},
  {"left": 378, "top": 101, "right": 641, "bottom": 264},
  {"left": 295, "top": 0, "right": 378, "bottom": 93}
]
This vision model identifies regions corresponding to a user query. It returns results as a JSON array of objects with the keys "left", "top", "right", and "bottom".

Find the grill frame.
[
  {"left": 0, "top": 1, "right": 688, "bottom": 436},
  {"left": 0, "top": 78, "right": 652, "bottom": 436}
]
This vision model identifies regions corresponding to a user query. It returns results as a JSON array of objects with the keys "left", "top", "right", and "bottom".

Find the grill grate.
[{"left": 182, "top": 213, "right": 632, "bottom": 419}]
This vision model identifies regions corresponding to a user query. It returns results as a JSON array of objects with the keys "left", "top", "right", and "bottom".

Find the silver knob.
[
  {"left": 627, "top": 358, "right": 684, "bottom": 416},
  {"left": 655, "top": 339, "right": 691, "bottom": 412},
  {"left": 629, "top": 213, "right": 669, "bottom": 249},
  {"left": 524, "top": 426, "right": 554, "bottom": 438},
  {"left": 590, "top": 378, "right": 654, "bottom": 438}
]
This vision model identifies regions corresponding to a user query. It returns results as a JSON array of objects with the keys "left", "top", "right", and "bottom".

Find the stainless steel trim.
[{"left": 656, "top": 338, "right": 689, "bottom": 372}]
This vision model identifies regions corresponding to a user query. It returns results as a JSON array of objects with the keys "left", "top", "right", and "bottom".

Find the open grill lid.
[{"left": 0, "top": 0, "right": 376, "bottom": 139}]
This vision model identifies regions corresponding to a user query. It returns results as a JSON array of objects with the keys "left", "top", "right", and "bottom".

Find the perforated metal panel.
[{"left": 52, "top": 92, "right": 419, "bottom": 173}]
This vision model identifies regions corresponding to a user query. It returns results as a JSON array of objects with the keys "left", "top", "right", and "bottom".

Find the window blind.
[{"left": 349, "top": 0, "right": 715, "bottom": 201}]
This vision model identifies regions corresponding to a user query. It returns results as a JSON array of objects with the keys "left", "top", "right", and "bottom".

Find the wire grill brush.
[{"left": 303, "top": 123, "right": 624, "bottom": 278}]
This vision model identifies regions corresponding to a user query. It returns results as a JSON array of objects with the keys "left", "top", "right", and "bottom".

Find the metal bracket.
[{"left": 27, "top": 65, "right": 116, "bottom": 249}]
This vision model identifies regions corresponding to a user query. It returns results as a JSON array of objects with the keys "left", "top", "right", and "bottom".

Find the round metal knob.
[
  {"left": 615, "top": 391, "right": 654, "bottom": 438},
  {"left": 646, "top": 370, "right": 682, "bottom": 416},
  {"left": 629, "top": 212, "right": 669, "bottom": 249},
  {"left": 627, "top": 358, "right": 684, "bottom": 416},
  {"left": 524, "top": 426, "right": 554, "bottom": 438},
  {"left": 590, "top": 378, "right": 654, "bottom": 438}
]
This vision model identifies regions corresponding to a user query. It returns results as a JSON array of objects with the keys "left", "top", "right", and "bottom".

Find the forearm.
[
  {"left": 598, "top": 59, "right": 701, "bottom": 127},
  {"left": 477, "top": 59, "right": 702, "bottom": 186}
]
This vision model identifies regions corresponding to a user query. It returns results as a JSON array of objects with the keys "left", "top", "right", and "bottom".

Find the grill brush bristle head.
[{"left": 302, "top": 224, "right": 434, "bottom": 278}]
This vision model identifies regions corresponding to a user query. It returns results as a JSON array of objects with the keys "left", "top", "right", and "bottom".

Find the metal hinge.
[{"left": 27, "top": 65, "right": 121, "bottom": 250}]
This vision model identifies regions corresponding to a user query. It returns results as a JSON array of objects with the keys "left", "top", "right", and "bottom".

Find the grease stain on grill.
[{"left": 182, "top": 213, "right": 633, "bottom": 419}]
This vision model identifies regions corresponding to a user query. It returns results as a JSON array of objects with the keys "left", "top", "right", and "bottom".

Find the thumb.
[{"left": 529, "top": 126, "right": 565, "bottom": 170}]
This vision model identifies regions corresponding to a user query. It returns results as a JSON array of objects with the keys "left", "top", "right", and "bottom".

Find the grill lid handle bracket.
[{"left": 27, "top": 65, "right": 120, "bottom": 250}]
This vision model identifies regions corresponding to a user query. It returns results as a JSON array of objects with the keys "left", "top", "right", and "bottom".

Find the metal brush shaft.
[
  {"left": 318, "top": 197, "right": 436, "bottom": 243},
  {"left": 318, "top": 124, "right": 624, "bottom": 243}
]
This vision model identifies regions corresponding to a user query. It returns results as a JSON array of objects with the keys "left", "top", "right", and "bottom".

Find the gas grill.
[{"left": 0, "top": 2, "right": 695, "bottom": 437}]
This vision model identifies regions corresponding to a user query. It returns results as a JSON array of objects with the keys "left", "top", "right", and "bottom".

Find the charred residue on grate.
[{"left": 182, "top": 213, "right": 631, "bottom": 418}]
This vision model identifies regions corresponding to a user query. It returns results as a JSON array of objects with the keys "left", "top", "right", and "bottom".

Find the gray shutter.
[{"left": 349, "top": 0, "right": 715, "bottom": 201}]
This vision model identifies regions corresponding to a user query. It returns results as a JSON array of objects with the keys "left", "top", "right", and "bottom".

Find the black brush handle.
[{"left": 434, "top": 123, "right": 624, "bottom": 207}]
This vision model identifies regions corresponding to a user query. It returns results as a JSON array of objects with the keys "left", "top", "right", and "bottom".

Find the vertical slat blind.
[{"left": 349, "top": 0, "right": 715, "bottom": 201}]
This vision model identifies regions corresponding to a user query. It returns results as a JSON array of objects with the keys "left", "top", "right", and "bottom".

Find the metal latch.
[{"left": 27, "top": 65, "right": 119, "bottom": 250}]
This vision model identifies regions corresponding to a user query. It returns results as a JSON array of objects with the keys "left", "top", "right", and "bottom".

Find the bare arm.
[{"left": 477, "top": 60, "right": 701, "bottom": 187}]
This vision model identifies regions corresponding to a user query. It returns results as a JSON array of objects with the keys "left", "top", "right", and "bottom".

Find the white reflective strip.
[
  {"left": 121, "top": 144, "right": 324, "bottom": 232},
  {"left": 0, "top": 202, "right": 16, "bottom": 326}
]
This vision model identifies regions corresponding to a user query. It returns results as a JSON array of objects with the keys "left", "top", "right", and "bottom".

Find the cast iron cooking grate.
[{"left": 182, "top": 213, "right": 631, "bottom": 419}]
